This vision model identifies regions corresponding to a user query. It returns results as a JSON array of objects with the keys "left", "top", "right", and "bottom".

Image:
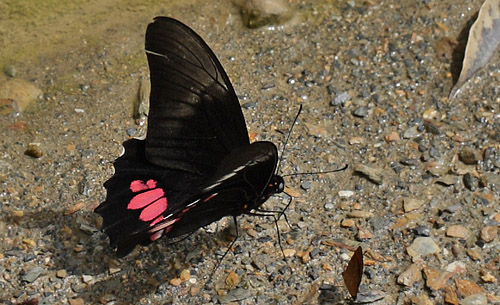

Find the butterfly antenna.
[{"left": 276, "top": 104, "right": 303, "bottom": 175}]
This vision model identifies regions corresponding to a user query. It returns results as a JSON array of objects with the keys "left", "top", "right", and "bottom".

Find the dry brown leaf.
[
  {"left": 450, "top": 0, "right": 500, "bottom": 101},
  {"left": 342, "top": 246, "right": 363, "bottom": 300}
]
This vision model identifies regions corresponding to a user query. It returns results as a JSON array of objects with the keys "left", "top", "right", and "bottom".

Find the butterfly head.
[
  {"left": 249, "top": 174, "right": 285, "bottom": 211},
  {"left": 267, "top": 175, "right": 285, "bottom": 195}
]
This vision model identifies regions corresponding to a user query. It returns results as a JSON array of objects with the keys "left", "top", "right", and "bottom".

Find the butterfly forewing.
[{"left": 145, "top": 17, "right": 249, "bottom": 176}]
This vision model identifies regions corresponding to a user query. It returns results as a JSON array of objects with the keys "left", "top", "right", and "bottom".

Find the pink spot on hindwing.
[
  {"left": 150, "top": 230, "right": 164, "bottom": 241},
  {"left": 148, "top": 218, "right": 177, "bottom": 241},
  {"left": 149, "top": 216, "right": 164, "bottom": 226},
  {"left": 127, "top": 179, "right": 168, "bottom": 224},
  {"left": 139, "top": 197, "right": 167, "bottom": 221},
  {"left": 127, "top": 188, "right": 164, "bottom": 210},
  {"left": 130, "top": 179, "right": 157, "bottom": 192},
  {"left": 146, "top": 179, "right": 157, "bottom": 189}
]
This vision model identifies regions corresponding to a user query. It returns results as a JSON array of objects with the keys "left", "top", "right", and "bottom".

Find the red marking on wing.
[
  {"left": 130, "top": 180, "right": 148, "bottom": 192},
  {"left": 139, "top": 197, "right": 168, "bottom": 221},
  {"left": 127, "top": 188, "right": 165, "bottom": 210},
  {"left": 203, "top": 193, "right": 217, "bottom": 202},
  {"left": 150, "top": 230, "right": 164, "bottom": 241},
  {"left": 146, "top": 179, "right": 157, "bottom": 189},
  {"left": 149, "top": 216, "right": 164, "bottom": 226},
  {"left": 148, "top": 218, "right": 177, "bottom": 232},
  {"left": 130, "top": 179, "right": 158, "bottom": 192}
]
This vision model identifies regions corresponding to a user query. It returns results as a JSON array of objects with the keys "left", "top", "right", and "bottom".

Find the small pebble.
[
  {"left": 23, "top": 266, "right": 45, "bottom": 283},
  {"left": 353, "top": 106, "right": 368, "bottom": 117},
  {"left": 22, "top": 239, "right": 36, "bottom": 248},
  {"left": 480, "top": 226, "right": 498, "bottom": 242},
  {"left": 479, "top": 270, "right": 497, "bottom": 283},
  {"left": 68, "top": 298, "right": 84, "bottom": 305},
  {"left": 353, "top": 164, "right": 383, "bottom": 185},
  {"left": 241, "top": 101, "right": 256, "bottom": 109},
  {"left": 436, "top": 175, "right": 460, "bottom": 186},
  {"left": 423, "top": 267, "right": 451, "bottom": 290},
  {"left": 324, "top": 202, "right": 335, "bottom": 210},
  {"left": 56, "top": 269, "right": 67, "bottom": 278},
  {"left": 126, "top": 127, "right": 136, "bottom": 137},
  {"left": 467, "top": 248, "right": 482, "bottom": 261},
  {"left": 300, "top": 181, "right": 311, "bottom": 190},
  {"left": 82, "top": 275, "right": 93, "bottom": 283},
  {"left": 403, "top": 126, "right": 421, "bottom": 139},
  {"left": 238, "top": 0, "right": 294, "bottom": 28},
  {"left": 463, "top": 173, "right": 475, "bottom": 190},
  {"left": 356, "top": 291, "right": 385, "bottom": 303},
  {"left": 170, "top": 278, "right": 182, "bottom": 286},
  {"left": 429, "top": 146, "right": 441, "bottom": 158},
  {"left": 341, "top": 219, "right": 355, "bottom": 227},
  {"left": 4, "top": 64, "right": 17, "bottom": 77},
  {"left": 459, "top": 147, "right": 479, "bottom": 165},
  {"left": 460, "top": 294, "right": 487, "bottom": 305},
  {"left": 331, "top": 91, "right": 350, "bottom": 106},
  {"left": 218, "top": 288, "right": 252, "bottom": 304},
  {"left": 338, "top": 190, "right": 354, "bottom": 198},
  {"left": 479, "top": 172, "right": 500, "bottom": 187},
  {"left": 403, "top": 198, "right": 424, "bottom": 212},
  {"left": 397, "top": 263, "right": 422, "bottom": 286},
  {"left": 407, "top": 237, "right": 440, "bottom": 258},
  {"left": 347, "top": 210, "right": 373, "bottom": 219},
  {"left": 225, "top": 271, "right": 240, "bottom": 287},
  {"left": 349, "top": 137, "right": 364, "bottom": 144},
  {"left": 25, "top": 143, "right": 44, "bottom": 158},
  {"left": 309, "top": 248, "right": 320, "bottom": 258},
  {"left": 64, "top": 201, "right": 86, "bottom": 215},
  {"left": 444, "top": 204, "right": 462, "bottom": 213},
  {"left": 357, "top": 226, "right": 373, "bottom": 239},
  {"left": 384, "top": 131, "right": 400, "bottom": 142},
  {"left": 413, "top": 225, "right": 430, "bottom": 237},
  {"left": 260, "top": 82, "right": 275, "bottom": 90},
  {"left": 445, "top": 261, "right": 467, "bottom": 274},
  {"left": 179, "top": 269, "right": 191, "bottom": 281},
  {"left": 446, "top": 225, "right": 471, "bottom": 239}
]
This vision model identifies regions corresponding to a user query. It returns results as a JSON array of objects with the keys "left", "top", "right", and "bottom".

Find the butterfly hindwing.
[{"left": 95, "top": 139, "right": 196, "bottom": 255}]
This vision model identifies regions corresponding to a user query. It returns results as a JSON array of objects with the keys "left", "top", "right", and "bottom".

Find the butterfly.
[{"left": 95, "top": 17, "right": 286, "bottom": 257}]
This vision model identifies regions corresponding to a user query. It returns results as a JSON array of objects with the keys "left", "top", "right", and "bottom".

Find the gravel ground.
[{"left": 1, "top": 1, "right": 499, "bottom": 304}]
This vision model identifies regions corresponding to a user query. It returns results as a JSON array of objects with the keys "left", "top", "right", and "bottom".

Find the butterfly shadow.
[{"left": 1, "top": 209, "right": 229, "bottom": 303}]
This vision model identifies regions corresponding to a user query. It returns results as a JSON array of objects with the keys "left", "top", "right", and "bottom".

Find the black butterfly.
[{"left": 95, "top": 17, "right": 285, "bottom": 256}]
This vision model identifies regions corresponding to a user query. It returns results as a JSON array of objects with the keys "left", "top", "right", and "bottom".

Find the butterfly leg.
[
  {"left": 255, "top": 195, "right": 297, "bottom": 231},
  {"left": 246, "top": 211, "right": 288, "bottom": 264},
  {"left": 205, "top": 216, "right": 240, "bottom": 286}
]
